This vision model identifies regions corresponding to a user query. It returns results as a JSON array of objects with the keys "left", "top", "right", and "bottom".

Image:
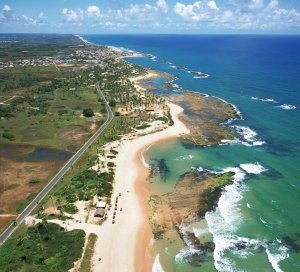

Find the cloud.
[
  {"left": 248, "top": 0, "right": 264, "bottom": 10},
  {"left": 173, "top": 0, "right": 300, "bottom": 30},
  {"left": 157, "top": 0, "right": 168, "bottom": 13},
  {"left": 3, "top": 4, "right": 11, "bottom": 12},
  {"left": 174, "top": 1, "right": 219, "bottom": 21},
  {"left": 207, "top": 1, "right": 218, "bottom": 10},
  {"left": 61, "top": 8, "right": 81, "bottom": 22},
  {"left": 267, "top": 0, "right": 278, "bottom": 10},
  {"left": 1, "top": 4, "right": 13, "bottom": 19},
  {"left": 87, "top": 5, "right": 100, "bottom": 18}
]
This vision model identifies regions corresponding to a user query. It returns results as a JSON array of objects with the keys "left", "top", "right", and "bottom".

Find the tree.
[{"left": 82, "top": 108, "right": 94, "bottom": 117}]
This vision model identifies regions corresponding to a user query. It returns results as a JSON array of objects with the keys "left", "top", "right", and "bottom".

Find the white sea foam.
[
  {"left": 215, "top": 97, "right": 243, "bottom": 120},
  {"left": 218, "top": 183, "right": 244, "bottom": 226},
  {"left": 277, "top": 104, "right": 297, "bottom": 110},
  {"left": 174, "top": 154, "right": 193, "bottom": 161},
  {"left": 196, "top": 166, "right": 204, "bottom": 172},
  {"left": 75, "top": 35, "right": 95, "bottom": 45},
  {"left": 152, "top": 254, "right": 165, "bottom": 272},
  {"left": 266, "top": 242, "right": 289, "bottom": 272},
  {"left": 223, "top": 166, "right": 247, "bottom": 182},
  {"left": 169, "top": 65, "right": 177, "bottom": 69},
  {"left": 175, "top": 247, "right": 203, "bottom": 265},
  {"left": 225, "top": 126, "right": 265, "bottom": 147},
  {"left": 205, "top": 212, "right": 270, "bottom": 272},
  {"left": 239, "top": 162, "right": 267, "bottom": 174},
  {"left": 251, "top": 97, "right": 277, "bottom": 103},
  {"left": 141, "top": 151, "right": 150, "bottom": 168},
  {"left": 260, "top": 217, "right": 267, "bottom": 225},
  {"left": 193, "top": 75, "right": 210, "bottom": 79},
  {"left": 193, "top": 226, "right": 210, "bottom": 238},
  {"left": 204, "top": 162, "right": 271, "bottom": 271}
]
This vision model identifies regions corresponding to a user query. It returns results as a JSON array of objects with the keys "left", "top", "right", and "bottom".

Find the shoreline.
[
  {"left": 53, "top": 37, "right": 243, "bottom": 271},
  {"left": 133, "top": 103, "right": 190, "bottom": 271},
  {"left": 90, "top": 102, "right": 189, "bottom": 272}
]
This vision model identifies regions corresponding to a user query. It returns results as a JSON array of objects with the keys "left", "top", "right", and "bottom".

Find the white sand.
[{"left": 91, "top": 102, "right": 188, "bottom": 272}]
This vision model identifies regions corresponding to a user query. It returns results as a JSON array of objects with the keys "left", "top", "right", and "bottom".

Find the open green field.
[
  {"left": 0, "top": 34, "right": 82, "bottom": 61},
  {"left": 0, "top": 65, "right": 106, "bottom": 150}
]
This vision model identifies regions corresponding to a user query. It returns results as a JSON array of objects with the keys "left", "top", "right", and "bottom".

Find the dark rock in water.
[
  {"left": 185, "top": 251, "right": 206, "bottom": 267},
  {"left": 178, "top": 229, "right": 214, "bottom": 267},
  {"left": 263, "top": 168, "right": 284, "bottom": 180},
  {"left": 182, "top": 242, "right": 215, "bottom": 267},
  {"left": 281, "top": 236, "right": 300, "bottom": 253},
  {"left": 149, "top": 158, "right": 170, "bottom": 182},
  {"left": 235, "top": 240, "right": 248, "bottom": 250}
]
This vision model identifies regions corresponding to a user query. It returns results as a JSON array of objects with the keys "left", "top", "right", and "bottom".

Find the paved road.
[{"left": 0, "top": 83, "right": 114, "bottom": 246}]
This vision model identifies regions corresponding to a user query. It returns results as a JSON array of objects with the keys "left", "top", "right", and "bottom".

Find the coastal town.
[{"left": 0, "top": 36, "right": 129, "bottom": 69}]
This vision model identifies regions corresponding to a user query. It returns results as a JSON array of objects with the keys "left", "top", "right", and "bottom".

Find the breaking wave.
[
  {"left": 277, "top": 104, "right": 297, "bottom": 110},
  {"left": 251, "top": 96, "right": 277, "bottom": 103},
  {"left": 222, "top": 126, "right": 265, "bottom": 147},
  {"left": 203, "top": 162, "right": 289, "bottom": 272}
]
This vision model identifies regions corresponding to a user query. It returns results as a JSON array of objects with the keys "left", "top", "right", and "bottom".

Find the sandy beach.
[
  {"left": 45, "top": 101, "right": 188, "bottom": 272},
  {"left": 91, "top": 102, "right": 189, "bottom": 272}
]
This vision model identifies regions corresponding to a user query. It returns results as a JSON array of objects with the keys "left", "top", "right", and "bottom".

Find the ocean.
[{"left": 83, "top": 35, "right": 300, "bottom": 272}]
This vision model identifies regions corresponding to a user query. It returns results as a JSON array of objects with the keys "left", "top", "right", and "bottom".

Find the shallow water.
[{"left": 0, "top": 143, "right": 72, "bottom": 162}]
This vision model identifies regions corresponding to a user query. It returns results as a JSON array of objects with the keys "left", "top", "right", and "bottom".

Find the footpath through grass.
[{"left": 79, "top": 233, "right": 98, "bottom": 272}]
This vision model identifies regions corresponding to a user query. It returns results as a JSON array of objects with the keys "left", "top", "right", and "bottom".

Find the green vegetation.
[
  {"left": 82, "top": 108, "right": 94, "bottom": 117},
  {"left": 28, "top": 179, "right": 41, "bottom": 186},
  {"left": 0, "top": 222, "right": 85, "bottom": 272},
  {"left": 55, "top": 170, "right": 113, "bottom": 204},
  {"left": 198, "top": 173, "right": 234, "bottom": 217},
  {"left": 16, "top": 193, "right": 36, "bottom": 213},
  {"left": 0, "top": 34, "right": 83, "bottom": 62},
  {"left": 0, "top": 65, "right": 105, "bottom": 149},
  {"left": 63, "top": 203, "right": 78, "bottom": 214},
  {"left": 78, "top": 233, "right": 98, "bottom": 272},
  {"left": 0, "top": 34, "right": 171, "bottom": 272},
  {"left": 2, "top": 132, "right": 15, "bottom": 141},
  {"left": 136, "top": 123, "right": 150, "bottom": 130}
]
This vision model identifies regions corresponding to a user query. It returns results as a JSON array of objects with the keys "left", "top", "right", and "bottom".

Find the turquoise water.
[{"left": 84, "top": 35, "right": 300, "bottom": 271}]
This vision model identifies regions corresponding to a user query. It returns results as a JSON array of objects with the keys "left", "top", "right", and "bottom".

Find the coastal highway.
[{"left": 0, "top": 82, "right": 114, "bottom": 246}]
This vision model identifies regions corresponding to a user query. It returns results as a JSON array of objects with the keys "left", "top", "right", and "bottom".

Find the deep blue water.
[{"left": 84, "top": 34, "right": 300, "bottom": 271}]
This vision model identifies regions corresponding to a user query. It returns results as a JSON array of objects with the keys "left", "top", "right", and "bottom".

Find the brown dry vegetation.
[
  {"left": 0, "top": 157, "right": 61, "bottom": 230},
  {"left": 58, "top": 125, "right": 89, "bottom": 143}
]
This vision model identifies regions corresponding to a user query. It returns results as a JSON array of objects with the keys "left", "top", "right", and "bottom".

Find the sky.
[{"left": 0, "top": 0, "right": 300, "bottom": 34}]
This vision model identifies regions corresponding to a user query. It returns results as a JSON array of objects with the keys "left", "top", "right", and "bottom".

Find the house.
[
  {"left": 145, "top": 107, "right": 155, "bottom": 112},
  {"left": 96, "top": 201, "right": 107, "bottom": 209},
  {"left": 94, "top": 208, "right": 105, "bottom": 218}
]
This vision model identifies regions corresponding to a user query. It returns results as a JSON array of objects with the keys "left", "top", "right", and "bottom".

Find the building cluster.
[{"left": 0, "top": 43, "right": 129, "bottom": 69}]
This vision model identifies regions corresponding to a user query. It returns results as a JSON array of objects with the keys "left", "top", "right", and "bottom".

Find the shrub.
[
  {"left": 107, "top": 162, "right": 115, "bottom": 167},
  {"left": 82, "top": 108, "right": 94, "bottom": 117},
  {"left": 109, "top": 100, "right": 116, "bottom": 107},
  {"left": 2, "top": 132, "right": 15, "bottom": 141},
  {"left": 28, "top": 179, "right": 41, "bottom": 186}
]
